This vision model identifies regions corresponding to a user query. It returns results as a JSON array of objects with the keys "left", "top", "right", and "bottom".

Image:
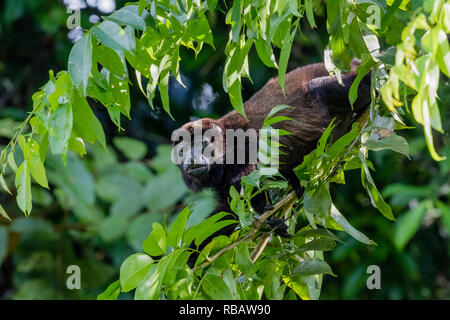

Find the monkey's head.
[{"left": 172, "top": 118, "right": 227, "bottom": 191}]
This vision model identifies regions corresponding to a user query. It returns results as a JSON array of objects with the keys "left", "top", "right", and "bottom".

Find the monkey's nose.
[{"left": 183, "top": 163, "right": 209, "bottom": 177}]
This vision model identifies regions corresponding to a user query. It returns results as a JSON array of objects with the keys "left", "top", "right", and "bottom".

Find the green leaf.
[
  {"left": 194, "top": 219, "right": 237, "bottom": 246},
  {"left": 159, "top": 68, "right": 172, "bottom": 119},
  {"left": 236, "top": 241, "right": 253, "bottom": 274},
  {"left": 0, "top": 204, "right": 11, "bottom": 221},
  {"left": 68, "top": 33, "right": 92, "bottom": 95},
  {"left": 15, "top": 161, "right": 32, "bottom": 215},
  {"left": 120, "top": 253, "right": 154, "bottom": 292},
  {"left": 376, "top": 46, "right": 396, "bottom": 65},
  {"left": 326, "top": 123, "right": 360, "bottom": 158},
  {"left": 264, "top": 104, "right": 294, "bottom": 121},
  {"left": 142, "top": 222, "right": 167, "bottom": 256},
  {"left": 183, "top": 12, "right": 215, "bottom": 49},
  {"left": 184, "top": 212, "right": 231, "bottom": 245},
  {"left": 296, "top": 228, "right": 340, "bottom": 241},
  {"left": 7, "top": 152, "right": 17, "bottom": 172},
  {"left": 0, "top": 174, "right": 12, "bottom": 195},
  {"left": 96, "top": 45, "right": 127, "bottom": 78},
  {"left": 26, "top": 139, "right": 49, "bottom": 189},
  {"left": 348, "top": 19, "right": 373, "bottom": 59},
  {"left": 230, "top": 0, "right": 242, "bottom": 43},
  {"left": 225, "top": 38, "right": 254, "bottom": 117},
  {"left": 393, "top": 201, "right": 428, "bottom": 250},
  {"left": 104, "top": 5, "right": 146, "bottom": 31},
  {"left": 316, "top": 119, "right": 336, "bottom": 156},
  {"left": 68, "top": 135, "right": 87, "bottom": 157},
  {"left": 167, "top": 207, "right": 192, "bottom": 248},
  {"left": 228, "top": 77, "right": 245, "bottom": 116},
  {"left": 135, "top": 250, "right": 184, "bottom": 300},
  {"left": 263, "top": 115, "right": 293, "bottom": 127},
  {"left": 294, "top": 239, "right": 336, "bottom": 252},
  {"left": 293, "top": 258, "right": 335, "bottom": 277},
  {"left": 222, "top": 269, "right": 239, "bottom": 299},
  {"left": 326, "top": 0, "right": 352, "bottom": 70},
  {"left": 436, "top": 29, "right": 450, "bottom": 77},
  {"left": 113, "top": 137, "right": 147, "bottom": 161},
  {"left": 241, "top": 170, "right": 261, "bottom": 188},
  {"left": 359, "top": 150, "right": 395, "bottom": 220},
  {"left": 48, "top": 103, "right": 73, "bottom": 159},
  {"left": 202, "top": 274, "right": 234, "bottom": 299},
  {"left": 72, "top": 89, "right": 106, "bottom": 148},
  {"left": 422, "top": 99, "right": 446, "bottom": 161},
  {"left": 331, "top": 204, "right": 375, "bottom": 245},
  {"left": 365, "top": 133, "right": 409, "bottom": 157},
  {"left": 383, "top": 0, "right": 406, "bottom": 28},
  {"left": 207, "top": 0, "right": 218, "bottom": 10},
  {"left": 304, "top": 181, "right": 331, "bottom": 223},
  {"left": 255, "top": 35, "right": 278, "bottom": 68},
  {"left": 108, "top": 73, "right": 131, "bottom": 120},
  {"left": 305, "top": 0, "right": 317, "bottom": 28},
  {"left": 134, "top": 263, "right": 160, "bottom": 300},
  {"left": 263, "top": 261, "right": 285, "bottom": 300},
  {"left": 92, "top": 21, "right": 134, "bottom": 52},
  {"left": 278, "top": 25, "right": 296, "bottom": 93},
  {"left": 97, "top": 280, "right": 121, "bottom": 300},
  {"left": 349, "top": 56, "right": 374, "bottom": 107}
]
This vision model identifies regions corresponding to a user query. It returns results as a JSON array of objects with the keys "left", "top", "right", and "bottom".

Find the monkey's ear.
[{"left": 307, "top": 72, "right": 371, "bottom": 113}]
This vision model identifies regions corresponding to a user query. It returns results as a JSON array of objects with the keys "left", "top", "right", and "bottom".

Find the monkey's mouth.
[{"left": 184, "top": 163, "right": 210, "bottom": 177}]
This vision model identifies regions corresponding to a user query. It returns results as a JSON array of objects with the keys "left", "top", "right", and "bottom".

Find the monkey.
[{"left": 172, "top": 60, "right": 371, "bottom": 266}]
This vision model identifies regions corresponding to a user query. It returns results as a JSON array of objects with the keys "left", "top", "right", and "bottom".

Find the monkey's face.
[{"left": 172, "top": 119, "right": 226, "bottom": 191}]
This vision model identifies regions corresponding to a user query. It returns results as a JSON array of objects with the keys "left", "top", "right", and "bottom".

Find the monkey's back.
[{"left": 218, "top": 61, "right": 370, "bottom": 177}]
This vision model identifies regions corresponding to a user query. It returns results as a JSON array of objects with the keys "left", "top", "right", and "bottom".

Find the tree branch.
[{"left": 192, "top": 191, "right": 297, "bottom": 272}]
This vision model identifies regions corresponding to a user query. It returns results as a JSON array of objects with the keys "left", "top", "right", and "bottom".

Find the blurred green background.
[{"left": 0, "top": 0, "right": 448, "bottom": 299}]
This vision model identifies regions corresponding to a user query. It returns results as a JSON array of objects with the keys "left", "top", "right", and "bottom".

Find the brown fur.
[
  {"left": 177, "top": 61, "right": 371, "bottom": 267},
  {"left": 178, "top": 61, "right": 370, "bottom": 193}
]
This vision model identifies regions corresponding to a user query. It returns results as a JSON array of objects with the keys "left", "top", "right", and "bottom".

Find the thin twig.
[
  {"left": 250, "top": 194, "right": 297, "bottom": 263},
  {"left": 192, "top": 191, "right": 297, "bottom": 272},
  {"left": 251, "top": 235, "right": 270, "bottom": 263}
]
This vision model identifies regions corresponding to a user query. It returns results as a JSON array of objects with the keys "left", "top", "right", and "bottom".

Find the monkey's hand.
[{"left": 264, "top": 217, "right": 291, "bottom": 238}]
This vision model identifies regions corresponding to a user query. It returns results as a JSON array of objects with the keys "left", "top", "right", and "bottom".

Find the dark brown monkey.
[{"left": 172, "top": 61, "right": 371, "bottom": 265}]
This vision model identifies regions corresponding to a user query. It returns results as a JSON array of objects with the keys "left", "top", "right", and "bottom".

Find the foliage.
[
  {"left": 0, "top": 133, "right": 215, "bottom": 298},
  {"left": 0, "top": 0, "right": 448, "bottom": 300},
  {"left": 322, "top": 112, "right": 450, "bottom": 299}
]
